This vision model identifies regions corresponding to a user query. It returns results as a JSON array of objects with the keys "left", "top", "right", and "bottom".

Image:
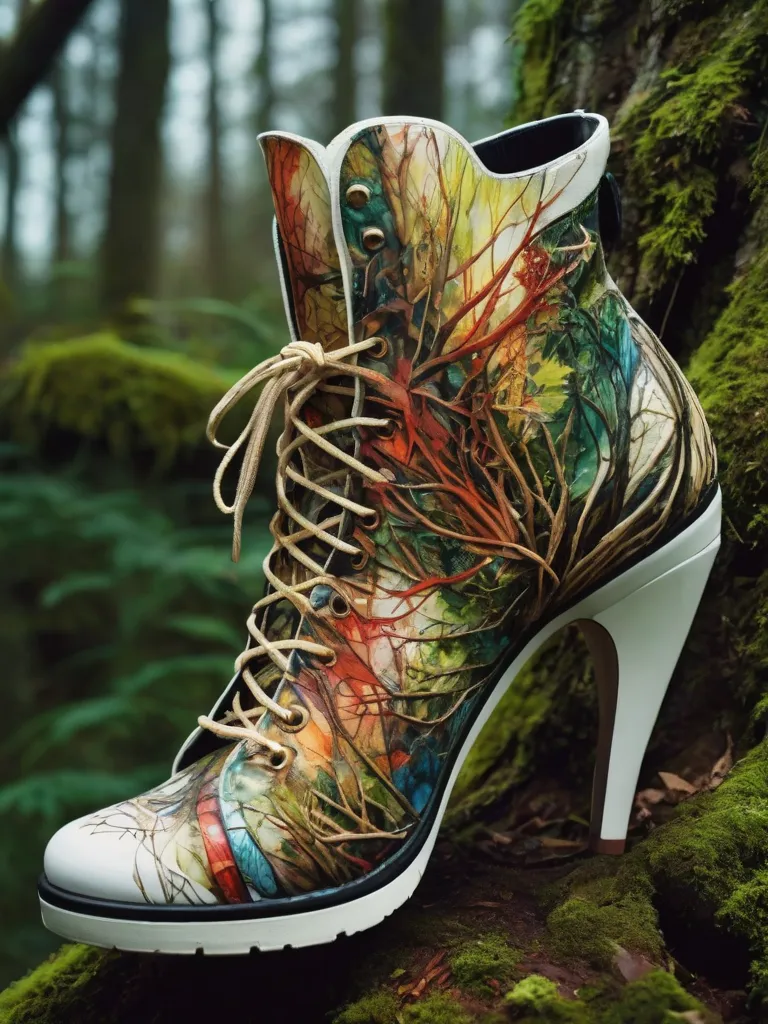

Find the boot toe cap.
[{"left": 43, "top": 807, "right": 217, "bottom": 906}]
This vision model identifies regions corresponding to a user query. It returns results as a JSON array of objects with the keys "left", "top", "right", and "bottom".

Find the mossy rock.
[
  {"left": 0, "top": 334, "right": 240, "bottom": 469},
  {"left": 450, "top": 933, "right": 522, "bottom": 996}
]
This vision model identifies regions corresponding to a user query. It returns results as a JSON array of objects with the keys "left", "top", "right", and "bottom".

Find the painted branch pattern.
[{"left": 82, "top": 124, "right": 716, "bottom": 904}]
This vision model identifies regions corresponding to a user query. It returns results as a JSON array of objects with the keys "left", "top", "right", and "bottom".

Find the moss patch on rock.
[
  {"left": 333, "top": 989, "right": 400, "bottom": 1024},
  {"left": 0, "top": 334, "right": 237, "bottom": 467},
  {"left": 0, "top": 946, "right": 112, "bottom": 1024},
  {"left": 506, "top": 974, "right": 591, "bottom": 1022},
  {"left": 450, "top": 932, "right": 522, "bottom": 997},
  {"left": 546, "top": 858, "right": 663, "bottom": 969}
]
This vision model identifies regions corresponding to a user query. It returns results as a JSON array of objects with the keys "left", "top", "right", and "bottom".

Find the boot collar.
[{"left": 259, "top": 112, "right": 610, "bottom": 348}]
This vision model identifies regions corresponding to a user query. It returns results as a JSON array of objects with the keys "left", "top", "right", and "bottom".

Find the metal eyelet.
[
  {"left": 346, "top": 183, "right": 371, "bottom": 209},
  {"left": 268, "top": 747, "right": 289, "bottom": 770},
  {"left": 279, "top": 704, "right": 309, "bottom": 733},
  {"left": 330, "top": 593, "right": 350, "bottom": 618},
  {"left": 374, "top": 419, "right": 397, "bottom": 440},
  {"left": 362, "top": 227, "right": 386, "bottom": 251},
  {"left": 351, "top": 548, "right": 369, "bottom": 571},
  {"left": 361, "top": 510, "right": 380, "bottom": 531},
  {"left": 368, "top": 336, "right": 389, "bottom": 359}
]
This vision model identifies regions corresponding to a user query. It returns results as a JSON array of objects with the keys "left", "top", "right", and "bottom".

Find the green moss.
[
  {"left": 614, "top": 0, "right": 768, "bottom": 293},
  {"left": 505, "top": 975, "right": 591, "bottom": 1022},
  {"left": 0, "top": 945, "right": 112, "bottom": 1024},
  {"left": 546, "top": 858, "right": 663, "bottom": 968},
  {"left": 601, "top": 971, "right": 716, "bottom": 1024},
  {"left": 450, "top": 933, "right": 522, "bottom": 997},
  {"left": 332, "top": 989, "right": 400, "bottom": 1024},
  {"left": 401, "top": 992, "right": 473, "bottom": 1024},
  {"left": 0, "top": 333, "right": 237, "bottom": 466},
  {"left": 688, "top": 204, "right": 768, "bottom": 537},
  {"left": 512, "top": 0, "right": 570, "bottom": 125}
]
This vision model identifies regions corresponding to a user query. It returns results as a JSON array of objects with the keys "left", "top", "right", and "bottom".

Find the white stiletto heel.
[{"left": 580, "top": 532, "right": 721, "bottom": 853}]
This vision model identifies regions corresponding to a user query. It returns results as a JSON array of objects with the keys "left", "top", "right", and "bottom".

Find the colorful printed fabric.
[{"left": 83, "top": 122, "right": 716, "bottom": 904}]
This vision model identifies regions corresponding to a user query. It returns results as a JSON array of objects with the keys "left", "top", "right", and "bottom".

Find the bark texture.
[
  {"left": 2, "top": 1, "right": 768, "bottom": 1021},
  {"left": 382, "top": 0, "right": 444, "bottom": 120},
  {"left": 100, "top": 0, "right": 170, "bottom": 312}
]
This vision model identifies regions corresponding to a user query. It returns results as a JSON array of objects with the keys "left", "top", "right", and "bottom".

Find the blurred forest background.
[{"left": 0, "top": 0, "right": 520, "bottom": 988}]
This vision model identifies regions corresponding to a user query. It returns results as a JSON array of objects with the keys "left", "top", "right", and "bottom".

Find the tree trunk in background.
[
  {"left": 254, "top": 0, "right": 274, "bottom": 136},
  {"left": 1, "top": 128, "right": 20, "bottom": 293},
  {"left": 100, "top": 0, "right": 170, "bottom": 312},
  {"left": 329, "top": 0, "right": 357, "bottom": 137},
  {"left": 51, "top": 60, "right": 70, "bottom": 266},
  {"left": 0, "top": 0, "right": 95, "bottom": 133},
  {"left": 204, "top": 0, "right": 227, "bottom": 298},
  {"left": 1, "top": 0, "right": 31, "bottom": 295},
  {"left": 382, "top": 0, "right": 444, "bottom": 120}
]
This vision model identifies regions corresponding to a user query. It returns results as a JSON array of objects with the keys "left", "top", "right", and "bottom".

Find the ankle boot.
[{"left": 40, "top": 112, "right": 719, "bottom": 953}]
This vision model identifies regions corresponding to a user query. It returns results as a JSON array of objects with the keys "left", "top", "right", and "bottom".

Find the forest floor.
[{"left": 1, "top": 776, "right": 755, "bottom": 1024}]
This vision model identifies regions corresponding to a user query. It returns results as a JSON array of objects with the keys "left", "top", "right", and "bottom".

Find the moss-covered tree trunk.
[{"left": 3, "top": 1, "right": 768, "bottom": 1021}]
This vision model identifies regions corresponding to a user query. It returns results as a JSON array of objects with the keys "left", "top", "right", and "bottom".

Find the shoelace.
[{"left": 197, "top": 336, "right": 389, "bottom": 759}]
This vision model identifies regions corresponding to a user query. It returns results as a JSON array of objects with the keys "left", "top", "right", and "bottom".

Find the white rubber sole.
[{"left": 40, "top": 489, "right": 721, "bottom": 954}]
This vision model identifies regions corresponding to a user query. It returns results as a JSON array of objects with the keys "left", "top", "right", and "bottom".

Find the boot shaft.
[{"left": 260, "top": 112, "right": 717, "bottom": 620}]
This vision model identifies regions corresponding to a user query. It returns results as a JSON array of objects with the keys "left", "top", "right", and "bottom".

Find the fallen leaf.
[
  {"left": 490, "top": 830, "right": 514, "bottom": 845},
  {"left": 612, "top": 944, "right": 657, "bottom": 982},
  {"left": 409, "top": 978, "right": 427, "bottom": 1000},
  {"left": 421, "top": 951, "right": 447, "bottom": 976},
  {"left": 390, "top": 968, "right": 406, "bottom": 979},
  {"left": 636, "top": 787, "right": 667, "bottom": 809},
  {"left": 467, "top": 900, "right": 502, "bottom": 908},
  {"left": 658, "top": 771, "right": 697, "bottom": 795},
  {"left": 539, "top": 836, "right": 587, "bottom": 850},
  {"left": 708, "top": 735, "right": 733, "bottom": 789}
]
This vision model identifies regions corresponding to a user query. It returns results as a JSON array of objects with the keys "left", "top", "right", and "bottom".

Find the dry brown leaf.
[
  {"left": 708, "top": 735, "right": 733, "bottom": 789},
  {"left": 409, "top": 978, "right": 427, "bottom": 1000},
  {"left": 612, "top": 944, "right": 657, "bottom": 982},
  {"left": 539, "top": 836, "right": 586, "bottom": 850},
  {"left": 490, "top": 831, "right": 514, "bottom": 845},
  {"left": 658, "top": 771, "right": 697, "bottom": 795},
  {"left": 421, "top": 951, "right": 447, "bottom": 975},
  {"left": 467, "top": 900, "right": 502, "bottom": 908},
  {"left": 636, "top": 787, "right": 668, "bottom": 808}
]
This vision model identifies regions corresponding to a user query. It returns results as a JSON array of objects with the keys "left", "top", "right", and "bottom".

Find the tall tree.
[
  {"left": 382, "top": 0, "right": 444, "bottom": 120},
  {"left": 51, "top": 59, "right": 70, "bottom": 266},
  {"left": 254, "top": 0, "right": 274, "bottom": 136},
  {"left": 1, "top": 0, "right": 32, "bottom": 293},
  {"left": 2, "top": 124, "right": 20, "bottom": 292},
  {"left": 204, "top": 0, "right": 227, "bottom": 297},
  {"left": 100, "top": 0, "right": 170, "bottom": 312},
  {"left": 330, "top": 0, "right": 358, "bottom": 137},
  {"left": 0, "top": 0, "right": 95, "bottom": 133}
]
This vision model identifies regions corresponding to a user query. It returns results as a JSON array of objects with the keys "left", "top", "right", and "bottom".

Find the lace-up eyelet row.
[{"left": 198, "top": 334, "right": 387, "bottom": 758}]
